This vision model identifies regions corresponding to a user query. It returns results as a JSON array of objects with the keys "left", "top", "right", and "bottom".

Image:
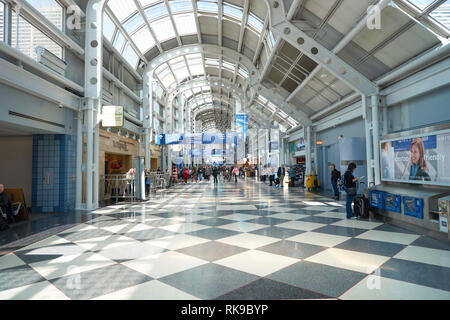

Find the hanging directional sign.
[{"left": 236, "top": 114, "right": 248, "bottom": 139}]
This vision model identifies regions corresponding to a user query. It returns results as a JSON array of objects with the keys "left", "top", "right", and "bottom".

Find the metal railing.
[
  {"left": 101, "top": 174, "right": 136, "bottom": 203},
  {"left": 100, "top": 172, "right": 173, "bottom": 203}
]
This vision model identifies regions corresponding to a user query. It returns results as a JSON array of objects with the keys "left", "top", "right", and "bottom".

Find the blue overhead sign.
[{"left": 157, "top": 132, "right": 239, "bottom": 145}]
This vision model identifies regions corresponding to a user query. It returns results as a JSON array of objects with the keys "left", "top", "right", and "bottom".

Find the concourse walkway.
[{"left": 0, "top": 179, "right": 449, "bottom": 300}]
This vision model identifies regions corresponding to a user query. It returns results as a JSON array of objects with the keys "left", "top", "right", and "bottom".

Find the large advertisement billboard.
[{"left": 380, "top": 130, "right": 450, "bottom": 186}]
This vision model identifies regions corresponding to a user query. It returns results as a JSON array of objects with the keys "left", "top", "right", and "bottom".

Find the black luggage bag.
[
  {"left": 0, "top": 215, "right": 10, "bottom": 231},
  {"left": 353, "top": 181, "right": 370, "bottom": 218}
]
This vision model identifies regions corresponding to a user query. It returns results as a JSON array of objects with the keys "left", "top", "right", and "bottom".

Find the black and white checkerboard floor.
[{"left": 1, "top": 179, "right": 449, "bottom": 300}]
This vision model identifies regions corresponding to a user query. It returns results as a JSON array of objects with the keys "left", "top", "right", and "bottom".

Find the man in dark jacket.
[
  {"left": 330, "top": 164, "right": 341, "bottom": 200},
  {"left": 343, "top": 163, "right": 360, "bottom": 219},
  {"left": 212, "top": 167, "right": 219, "bottom": 184},
  {"left": 0, "top": 184, "right": 14, "bottom": 224}
]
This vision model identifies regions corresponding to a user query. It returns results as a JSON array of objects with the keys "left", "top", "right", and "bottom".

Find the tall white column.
[
  {"left": 84, "top": 0, "right": 106, "bottom": 210},
  {"left": 85, "top": 100, "right": 94, "bottom": 209},
  {"left": 305, "top": 126, "right": 312, "bottom": 175},
  {"left": 363, "top": 95, "right": 374, "bottom": 185},
  {"left": 372, "top": 95, "right": 381, "bottom": 185},
  {"left": 75, "top": 111, "right": 83, "bottom": 209},
  {"left": 143, "top": 73, "right": 152, "bottom": 170},
  {"left": 313, "top": 130, "right": 319, "bottom": 175}
]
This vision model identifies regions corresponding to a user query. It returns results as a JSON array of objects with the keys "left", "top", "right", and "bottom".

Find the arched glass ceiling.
[{"left": 104, "top": 0, "right": 276, "bottom": 69}]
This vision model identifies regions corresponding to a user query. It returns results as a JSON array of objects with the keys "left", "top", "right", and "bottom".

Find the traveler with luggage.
[{"left": 343, "top": 163, "right": 360, "bottom": 219}]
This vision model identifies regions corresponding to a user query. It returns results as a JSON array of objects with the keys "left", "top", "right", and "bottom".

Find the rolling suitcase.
[{"left": 353, "top": 182, "right": 370, "bottom": 218}]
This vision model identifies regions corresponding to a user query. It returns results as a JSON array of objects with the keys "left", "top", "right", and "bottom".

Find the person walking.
[
  {"left": 212, "top": 166, "right": 219, "bottom": 184},
  {"left": 344, "top": 163, "right": 360, "bottom": 219},
  {"left": 192, "top": 167, "right": 198, "bottom": 183},
  {"left": 278, "top": 165, "right": 286, "bottom": 188},
  {"left": 330, "top": 164, "right": 341, "bottom": 200},
  {"left": 289, "top": 166, "right": 296, "bottom": 187},
  {"left": 232, "top": 166, "right": 239, "bottom": 183},
  {"left": 268, "top": 165, "right": 274, "bottom": 186}
]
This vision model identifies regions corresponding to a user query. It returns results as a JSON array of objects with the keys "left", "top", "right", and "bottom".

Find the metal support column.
[
  {"left": 372, "top": 95, "right": 381, "bottom": 185},
  {"left": 363, "top": 95, "right": 374, "bottom": 186},
  {"left": 305, "top": 126, "right": 312, "bottom": 176},
  {"left": 84, "top": 0, "right": 106, "bottom": 210},
  {"left": 75, "top": 111, "right": 83, "bottom": 209},
  {"left": 143, "top": 73, "right": 152, "bottom": 170},
  {"left": 313, "top": 129, "right": 319, "bottom": 175}
]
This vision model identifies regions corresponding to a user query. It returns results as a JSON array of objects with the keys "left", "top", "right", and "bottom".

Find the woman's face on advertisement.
[{"left": 411, "top": 145, "right": 420, "bottom": 165}]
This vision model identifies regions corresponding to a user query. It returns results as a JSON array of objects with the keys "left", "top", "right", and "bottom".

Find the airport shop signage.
[{"left": 102, "top": 106, "right": 124, "bottom": 127}]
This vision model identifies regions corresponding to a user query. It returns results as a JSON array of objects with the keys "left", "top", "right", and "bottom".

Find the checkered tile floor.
[{"left": 1, "top": 179, "right": 450, "bottom": 300}]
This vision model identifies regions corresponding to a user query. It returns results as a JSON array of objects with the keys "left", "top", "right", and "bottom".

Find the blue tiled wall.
[{"left": 32, "top": 135, "right": 76, "bottom": 213}]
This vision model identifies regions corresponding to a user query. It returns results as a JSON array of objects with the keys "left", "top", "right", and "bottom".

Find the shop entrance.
[{"left": 105, "top": 153, "right": 132, "bottom": 175}]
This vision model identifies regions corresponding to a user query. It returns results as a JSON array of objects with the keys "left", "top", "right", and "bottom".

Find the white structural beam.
[
  {"left": 286, "top": 0, "right": 390, "bottom": 104},
  {"left": 264, "top": 0, "right": 378, "bottom": 96},
  {"left": 0, "top": 57, "right": 80, "bottom": 110}
]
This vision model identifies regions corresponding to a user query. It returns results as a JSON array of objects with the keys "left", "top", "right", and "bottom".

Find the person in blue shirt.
[{"left": 343, "top": 163, "right": 360, "bottom": 219}]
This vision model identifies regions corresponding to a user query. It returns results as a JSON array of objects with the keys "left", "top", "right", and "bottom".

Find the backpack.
[{"left": 337, "top": 177, "right": 345, "bottom": 192}]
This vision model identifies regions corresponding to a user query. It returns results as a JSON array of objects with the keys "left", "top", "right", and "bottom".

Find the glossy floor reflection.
[{"left": 0, "top": 178, "right": 449, "bottom": 300}]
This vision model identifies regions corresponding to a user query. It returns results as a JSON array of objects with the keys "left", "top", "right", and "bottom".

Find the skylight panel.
[
  {"left": 131, "top": 26, "right": 155, "bottom": 53},
  {"left": 205, "top": 58, "right": 219, "bottom": 66},
  {"left": 145, "top": 2, "right": 169, "bottom": 21},
  {"left": 103, "top": 12, "right": 116, "bottom": 42},
  {"left": 238, "top": 66, "right": 249, "bottom": 78},
  {"left": 123, "top": 43, "right": 139, "bottom": 67},
  {"left": 406, "top": 0, "right": 435, "bottom": 11},
  {"left": 197, "top": 0, "right": 218, "bottom": 14},
  {"left": 268, "top": 31, "right": 275, "bottom": 48},
  {"left": 150, "top": 16, "right": 176, "bottom": 42},
  {"left": 257, "top": 95, "right": 268, "bottom": 105},
  {"left": 123, "top": 12, "right": 145, "bottom": 34},
  {"left": 248, "top": 13, "right": 264, "bottom": 34},
  {"left": 222, "top": 60, "right": 235, "bottom": 71},
  {"left": 139, "top": 0, "right": 162, "bottom": 7},
  {"left": 223, "top": 2, "right": 243, "bottom": 20},
  {"left": 113, "top": 30, "right": 126, "bottom": 52},
  {"left": 186, "top": 53, "right": 203, "bottom": 64},
  {"left": 173, "top": 13, "right": 198, "bottom": 36},
  {"left": 267, "top": 101, "right": 277, "bottom": 112},
  {"left": 169, "top": 0, "right": 193, "bottom": 13},
  {"left": 278, "top": 110, "right": 288, "bottom": 118},
  {"left": 107, "top": 0, "right": 138, "bottom": 22},
  {"left": 160, "top": 73, "right": 176, "bottom": 88},
  {"left": 430, "top": 1, "right": 450, "bottom": 30},
  {"left": 287, "top": 117, "right": 298, "bottom": 127}
]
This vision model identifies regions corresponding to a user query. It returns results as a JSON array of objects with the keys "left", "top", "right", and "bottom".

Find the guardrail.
[{"left": 100, "top": 172, "right": 173, "bottom": 203}]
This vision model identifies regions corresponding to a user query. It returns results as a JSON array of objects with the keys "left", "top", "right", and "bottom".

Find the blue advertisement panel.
[
  {"left": 381, "top": 131, "right": 450, "bottom": 186},
  {"left": 236, "top": 114, "right": 248, "bottom": 138},
  {"left": 157, "top": 134, "right": 183, "bottom": 145},
  {"left": 158, "top": 132, "right": 241, "bottom": 145},
  {"left": 270, "top": 141, "right": 279, "bottom": 151},
  {"left": 202, "top": 133, "right": 226, "bottom": 144}
]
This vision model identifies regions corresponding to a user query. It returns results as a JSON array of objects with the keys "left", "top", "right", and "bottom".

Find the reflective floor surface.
[{"left": 0, "top": 179, "right": 449, "bottom": 300}]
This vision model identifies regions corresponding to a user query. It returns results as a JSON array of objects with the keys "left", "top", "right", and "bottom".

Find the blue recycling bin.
[
  {"left": 384, "top": 193, "right": 402, "bottom": 213},
  {"left": 403, "top": 196, "right": 424, "bottom": 220},
  {"left": 369, "top": 190, "right": 384, "bottom": 209}
]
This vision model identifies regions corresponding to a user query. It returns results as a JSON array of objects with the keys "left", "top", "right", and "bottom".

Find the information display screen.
[{"left": 380, "top": 129, "right": 450, "bottom": 186}]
